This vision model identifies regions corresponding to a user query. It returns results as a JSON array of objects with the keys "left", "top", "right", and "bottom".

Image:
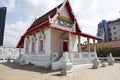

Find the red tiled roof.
[
  {"left": 17, "top": 3, "right": 63, "bottom": 48},
  {"left": 97, "top": 40, "right": 120, "bottom": 48},
  {"left": 26, "top": 1, "right": 81, "bottom": 34},
  {"left": 27, "top": 3, "right": 63, "bottom": 32},
  {"left": 16, "top": 36, "right": 25, "bottom": 48}
]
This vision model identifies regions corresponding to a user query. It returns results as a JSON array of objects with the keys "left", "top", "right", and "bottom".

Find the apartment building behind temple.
[
  {"left": 97, "top": 19, "right": 120, "bottom": 42},
  {"left": 107, "top": 19, "right": 120, "bottom": 41}
]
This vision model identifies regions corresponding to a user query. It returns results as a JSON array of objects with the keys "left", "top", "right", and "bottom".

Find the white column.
[
  {"left": 19, "top": 47, "right": 21, "bottom": 55},
  {"left": 69, "top": 33, "right": 73, "bottom": 60},
  {"left": 87, "top": 38, "right": 90, "bottom": 52},
  {"left": 78, "top": 36, "right": 81, "bottom": 52},
  {"left": 36, "top": 34, "right": 39, "bottom": 55},
  {"left": 29, "top": 36, "right": 32, "bottom": 55},
  {"left": 93, "top": 39, "right": 96, "bottom": 52},
  {"left": 69, "top": 33, "right": 72, "bottom": 52}
]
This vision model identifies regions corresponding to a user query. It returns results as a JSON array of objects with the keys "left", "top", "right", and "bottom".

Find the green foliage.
[
  {"left": 83, "top": 41, "right": 88, "bottom": 46},
  {"left": 97, "top": 45, "right": 118, "bottom": 57}
]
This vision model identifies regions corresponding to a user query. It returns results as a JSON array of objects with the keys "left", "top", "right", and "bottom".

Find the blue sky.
[{"left": 0, "top": 0, "right": 120, "bottom": 47}]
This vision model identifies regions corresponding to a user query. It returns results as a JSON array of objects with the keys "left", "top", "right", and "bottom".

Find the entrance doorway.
[{"left": 63, "top": 41, "right": 68, "bottom": 52}]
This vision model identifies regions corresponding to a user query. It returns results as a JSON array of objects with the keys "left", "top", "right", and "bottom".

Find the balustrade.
[
  {"left": 0, "top": 46, "right": 23, "bottom": 59},
  {"left": 69, "top": 52, "right": 96, "bottom": 61}
]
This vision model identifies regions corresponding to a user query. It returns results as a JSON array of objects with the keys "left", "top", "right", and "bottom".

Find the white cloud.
[
  {"left": 74, "top": 0, "right": 120, "bottom": 37},
  {"left": 0, "top": 0, "right": 15, "bottom": 12},
  {"left": 3, "top": 21, "right": 29, "bottom": 47},
  {"left": 69, "top": 0, "right": 83, "bottom": 14},
  {"left": 90, "top": 0, "right": 98, "bottom": 12},
  {"left": 18, "top": 0, "right": 60, "bottom": 19}
]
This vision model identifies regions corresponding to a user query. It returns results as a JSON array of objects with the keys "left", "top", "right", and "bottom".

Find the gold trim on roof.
[{"left": 57, "top": 16, "right": 73, "bottom": 23}]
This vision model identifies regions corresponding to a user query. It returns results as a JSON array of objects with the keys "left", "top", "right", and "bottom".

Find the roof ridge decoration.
[{"left": 48, "top": 0, "right": 68, "bottom": 24}]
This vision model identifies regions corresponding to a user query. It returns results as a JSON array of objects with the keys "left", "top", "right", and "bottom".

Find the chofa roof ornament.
[{"left": 49, "top": 0, "right": 68, "bottom": 24}]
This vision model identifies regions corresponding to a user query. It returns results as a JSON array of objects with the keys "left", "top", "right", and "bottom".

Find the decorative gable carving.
[{"left": 60, "top": 7, "right": 70, "bottom": 18}]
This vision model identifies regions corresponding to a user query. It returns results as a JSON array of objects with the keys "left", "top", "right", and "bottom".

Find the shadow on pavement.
[{"left": 1, "top": 62, "right": 59, "bottom": 74}]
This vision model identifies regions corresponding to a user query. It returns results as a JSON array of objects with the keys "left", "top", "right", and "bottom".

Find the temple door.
[{"left": 63, "top": 41, "right": 68, "bottom": 52}]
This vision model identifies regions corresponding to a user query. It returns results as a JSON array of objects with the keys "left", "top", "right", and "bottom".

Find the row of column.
[
  {"left": 68, "top": 33, "right": 96, "bottom": 52},
  {"left": 78, "top": 36, "right": 96, "bottom": 52},
  {"left": 24, "top": 34, "right": 43, "bottom": 55}
]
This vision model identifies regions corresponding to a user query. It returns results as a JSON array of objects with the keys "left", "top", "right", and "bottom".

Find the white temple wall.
[
  {"left": 51, "top": 29, "right": 63, "bottom": 57},
  {"left": 44, "top": 28, "right": 51, "bottom": 60},
  {"left": 24, "top": 28, "right": 51, "bottom": 61},
  {"left": 70, "top": 34, "right": 78, "bottom": 52}
]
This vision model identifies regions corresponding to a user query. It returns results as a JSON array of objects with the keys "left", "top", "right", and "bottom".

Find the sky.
[{"left": 0, "top": 0, "right": 120, "bottom": 47}]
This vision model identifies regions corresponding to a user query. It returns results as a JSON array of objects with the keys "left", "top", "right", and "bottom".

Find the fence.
[
  {"left": 69, "top": 52, "right": 97, "bottom": 61},
  {"left": 0, "top": 46, "right": 24, "bottom": 60},
  {"left": 99, "top": 57, "right": 120, "bottom": 62},
  {"left": 68, "top": 52, "right": 97, "bottom": 65}
]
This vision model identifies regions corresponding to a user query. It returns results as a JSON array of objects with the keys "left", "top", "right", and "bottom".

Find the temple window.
[
  {"left": 39, "top": 40, "right": 43, "bottom": 51},
  {"left": 113, "top": 27, "right": 116, "bottom": 29}
]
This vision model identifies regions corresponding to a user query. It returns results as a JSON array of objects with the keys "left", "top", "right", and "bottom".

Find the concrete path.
[{"left": 0, "top": 62, "right": 119, "bottom": 80}]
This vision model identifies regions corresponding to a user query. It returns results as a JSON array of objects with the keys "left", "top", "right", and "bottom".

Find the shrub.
[{"left": 96, "top": 45, "right": 118, "bottom": 57}]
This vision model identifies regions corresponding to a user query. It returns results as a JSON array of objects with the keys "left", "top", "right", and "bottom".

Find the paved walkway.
[{"left": 0, "top": 62, "right": 119, "bottom": 80}]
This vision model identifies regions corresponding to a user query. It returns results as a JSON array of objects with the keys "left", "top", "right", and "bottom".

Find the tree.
[{"left": 96, "top": 45, "right": 118, "bottom": 57}]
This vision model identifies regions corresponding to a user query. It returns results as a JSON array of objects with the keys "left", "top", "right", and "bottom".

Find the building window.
[
  {"left": 113, "top": 27, "right": 116, "bottom": 29},
  {"left": 109, "top": 32, "right": 112, "bottom": 36},
  {"left": 108, "top": 28, "right": 111, "bottom": 31},
  {"left": 32, "top": 42, "right": 35, "bottom": 52},
  {"left": 39, "top": 40, "right": 43, "bottom": 51},
  {"left": 114, "top": 37, "right": 117, "bottom": 40},
  {"left": 113, "top": 32, "right": 116, "bottom": 34}
]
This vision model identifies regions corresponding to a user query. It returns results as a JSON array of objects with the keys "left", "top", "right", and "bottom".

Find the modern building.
[
  {"left": 97, "top": 20, "right": 108, "bottom": 42},
  {"left": 97, "top": 18, "right": 120, "bottom": 42},
  {"left": 0, "top": 7, "right": 7, "bottom": 46},
  {"left": 107, "top": 19, "right": 120, "bottom": 41},
  {"left": 17, "top": 0, "right": 101, "bottom": 70}
]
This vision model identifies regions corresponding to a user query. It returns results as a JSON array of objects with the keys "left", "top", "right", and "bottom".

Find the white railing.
[
  {"left": 23, "top": 55, "right": 50, "bottom": 61},
  {"left": 69, "top": 52, "right": 97, "bottom": 61},
  {"left": 0, "top": 46, "right": 24, "bottom": 60}
]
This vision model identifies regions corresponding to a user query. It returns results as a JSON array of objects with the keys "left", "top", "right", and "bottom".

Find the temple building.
[{"left": 17, "top": 0, "right": 101, "bottom": 70}]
